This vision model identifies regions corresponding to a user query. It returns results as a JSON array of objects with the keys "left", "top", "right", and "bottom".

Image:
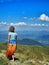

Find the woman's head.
[{"left": 9, "top": 26, "right": 15, "bottom": 32}]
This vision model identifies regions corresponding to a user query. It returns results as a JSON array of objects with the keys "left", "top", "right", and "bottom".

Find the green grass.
[
  {"left": 0, "top": 43, "right": 49, "bottom": 65},
  {"left": 16, "top": 45, "right": 49, "bottom": 61},
  {"left": 0, "top": 57, "right": 8, "bottom": 65}
]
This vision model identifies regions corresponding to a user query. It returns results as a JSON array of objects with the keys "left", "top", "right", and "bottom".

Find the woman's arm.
[{"left": 8, "top": 35, "right": 10, "bottom": 43}]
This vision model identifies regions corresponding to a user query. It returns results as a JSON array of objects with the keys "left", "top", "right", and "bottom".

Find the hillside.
[
  {"left": 17, "top": 39, "right": 43, "bottom": 45},
  {"left": 0, "top": 43, "right": 49, "bottom": 65}
]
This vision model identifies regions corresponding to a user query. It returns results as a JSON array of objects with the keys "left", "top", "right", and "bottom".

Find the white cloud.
[
  {"left": 0, "top": 22, "right": 48, "bottom": 27},
  {"left": 10, "top": 22, "right": 27, "bottom": 26},
  {"left": 0, "top": 22, "right": 49, "bottom": 31},
  {"left": 23, "top": 14, "right": 49, "bottom": 22},
  {"left": 0, "top": 22, "right": 27, "bottom": 26},
  {"left": 0, "top": 22, "right": 7, "bottom": 25},
  {"left": 29, "top": 17, "right": 36, "bottom": 21},
  {"left": 15, "top": 22, "right": 27, "bottom": 26},
  {"left": 30, "top": 24, "right": 48, "bottom": 27},
  {"left": 10, "top": 23, "right": 14, "bottom": 26},
  {"left": 23, "top": 16, "right": 36, "bottom": 21},
  {"left": 23, "top": 17, "right": 27, "bottom": 19},
  {"left": 39, "top": 14, "right": 49, "bottom": 21},
  {"left": 29, "top": 18, "right": 33, "bottom": 20}
]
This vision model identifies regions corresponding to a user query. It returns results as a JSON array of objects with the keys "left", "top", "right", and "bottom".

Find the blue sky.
[{"left": 0, "top": 0, "right": 49, "bottom": 31}]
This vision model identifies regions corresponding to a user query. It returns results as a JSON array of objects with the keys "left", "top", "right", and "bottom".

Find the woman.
[{"left": 6, "top": 26, "right": 17, "bottom": 61}]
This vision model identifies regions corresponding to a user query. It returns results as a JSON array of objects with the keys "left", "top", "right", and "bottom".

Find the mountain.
[
  {"left": 17, "top": 39, "right": 43, "bottom": 46},
  {"left": 0, "top": 30, "right": 49, "bottom": 46},
  {"left": 40, "top": 35, "right": 49, "bottom": 41}
]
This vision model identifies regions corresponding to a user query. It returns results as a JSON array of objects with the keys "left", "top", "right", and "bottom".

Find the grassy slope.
[{"left": 0, "top": 43, "right": 49, "bottom": 65}]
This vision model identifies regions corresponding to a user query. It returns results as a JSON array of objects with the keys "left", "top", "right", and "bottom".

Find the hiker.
[{"left": 6, "top": 26, "right": 17, "bottom": 61}]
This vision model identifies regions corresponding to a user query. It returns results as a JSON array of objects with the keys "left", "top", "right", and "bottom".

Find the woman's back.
[{"left": 8, "top": 32, "right": 17, "bottom": 40}]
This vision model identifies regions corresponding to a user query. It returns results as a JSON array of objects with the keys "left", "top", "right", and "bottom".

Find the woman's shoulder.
[
  {"left": 14, "top": 32, "right": 17, "bottom": 35},
  {"left": 8, "top": 32, "right": 17, "bottom": 35},
  {"left": 8, "top": 32, "right": 11, "bottom": 35}
]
